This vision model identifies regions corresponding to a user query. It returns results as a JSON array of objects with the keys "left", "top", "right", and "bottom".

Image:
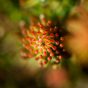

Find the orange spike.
[
  {"left": 43, "top": 51, "right": 47, "bottom": 56},
  {"left": 55, "top": 41, "right": 59, "bottom": 45},
  {"left": 55, "top": 33, "right": 59, "bottom": 37},
  {"left": 48, "top": 56, "right": 52, "bottom": 61},
  {"left": 60, "top": 37, "right": 64, "bottom": 41},
  {"left": 60, "top": 44, "right": 64, "bottom": 48},
  {"left": 55, "top": 59, "right": 60, "bottom": 63},
  {"left": 35, "top": 57, "right": 39, "bottom": 60},
  {"left": 52, "top": 46, "right": 57, "bottom": 51},
  {"left": 50, "top": 52, "right": 54, "bottom": 57},
  {"left": 50, "top": 39, "right": 55, "bottom": 43},
  {"left": 43, "top": 61, "right": 47, "bottom": 65},
  {"left": 58, "top": 55, "right": 62, "bottom": 59},
  {"left": 50, "top": 33, "right": 54, "bottom": 37},
  {"left": 39, "top": 55, "right": 43, "bottom": 59},
  {"left": 47, "top": 48, "right": 52, "bottom": 52},
  {"left": 38, "top": 22, "right": 44, "bottom": 28},
  {"left": 47, "top": 20, "right": 52, "bottom": 26},
  {"left": 25, "top": 44, "right": 30, "bottom": 50},
  {"left": 35, "top": 50, "right": 38, "bottom": 54},
  {"left": 43, "top": 30, "right": 48, "bottom": 35}
]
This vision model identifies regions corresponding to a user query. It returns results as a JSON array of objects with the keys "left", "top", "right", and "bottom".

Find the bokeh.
[{"left": 0, "top": 0, "right": 88, "bottom": 88}]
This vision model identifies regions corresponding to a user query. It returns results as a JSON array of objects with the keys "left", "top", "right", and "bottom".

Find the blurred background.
[{"left": 0, "top": 0, "right": 88, "bottom": 88}]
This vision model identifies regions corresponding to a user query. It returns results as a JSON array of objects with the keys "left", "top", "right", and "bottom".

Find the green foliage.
[{"left": 22, "top": 0, "right": 78, "bottom": 21}]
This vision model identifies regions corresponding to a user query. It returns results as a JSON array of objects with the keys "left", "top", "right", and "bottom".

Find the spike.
[
  {"left": 50, "top": 33, "right": 54, "bottom": 37},
  {"left": 55, "top": 59, "right": 60, "bottom": 63},
  {"left": 50, "top": 52, "right": 54, "bottom": 57},
  {"left": 52, "top": 46, "right": 57, "bottom": 51},
  {"left": 43, "top": 61, "right": 47, "bottom": 65},
  {"left": 35, "top": 57, "right": 39, "bottom": 60},
  {"left": 55, "top": 41, "right": 59, "bottom": 45},
  {"left": 60, "top": 37, "right": 64, "bottom": 41},
  {"left": 56, "top": 50, "right": 59, "bottom": 54},
  {"left": 35, "top": 50, "right": 38, "bottom": 54},
  {"left": 48, "top": 56, "right": 52, "bottom": 61},
  {"left": 43, "top": 51, "right": 47, "bottom": 56},
  {"left": 55, "top": 33, "right": 59, "bottom": 37},
  {"left": 60, "top": 44, "right": 64, "bottom": 48},
  {"left": 38, "top": 22, "right": 44, "bottom": 28},
  {"left": 58, "top": 55, "right": 62, "bottom": 59},
  {"left": 47, "top": 20, "right": 52, "bottom": 26}
]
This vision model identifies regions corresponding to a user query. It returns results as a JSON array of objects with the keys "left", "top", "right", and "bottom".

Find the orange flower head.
[{"left": 20, "top": 18, "right": 67, "bottom": 67}]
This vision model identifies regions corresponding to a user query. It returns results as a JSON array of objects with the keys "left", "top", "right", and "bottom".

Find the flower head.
[{"left": 20, "top": 18, "right": 66, "bottom": 67}]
